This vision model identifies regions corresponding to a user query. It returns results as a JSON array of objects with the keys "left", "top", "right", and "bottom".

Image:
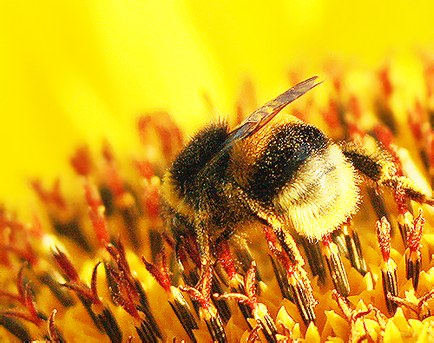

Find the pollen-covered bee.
[{"left": 161, "top": 77, "right": 433, "bottom": 283}]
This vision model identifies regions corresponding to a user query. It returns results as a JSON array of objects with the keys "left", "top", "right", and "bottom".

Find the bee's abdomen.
[{"left": 247, "top": 123, "right": 328, "bottom": 204}]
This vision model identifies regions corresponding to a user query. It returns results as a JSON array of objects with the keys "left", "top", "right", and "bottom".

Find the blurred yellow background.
[{"left": 1, "top": 1, "right": 434, "bottom": 214}]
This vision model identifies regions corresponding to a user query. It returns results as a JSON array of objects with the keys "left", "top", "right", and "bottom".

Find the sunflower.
[{"left": 1, "top": 2, "right": 434, "bottom": 342}]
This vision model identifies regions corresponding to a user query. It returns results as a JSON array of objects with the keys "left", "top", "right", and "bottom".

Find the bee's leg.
[
  {"left": 341, "top": 141, "right": 434, "bottom": 205},
  {"left": 194, "top": 219, "right": 232, "bottom": 323},
  {"left": 233, "top": 185, "right": 306, "bottom": 267},
  {"left": 260, "top": 217, "right": 317, "bottom": 325},
  {"left": 248, "top": 190, "right": 351, "bottom": 298},
  {"left": 381, "top": 174, "right": 434, "bottom": 205},
  {"left": 195, "top": 219, "right": 212, "bottom": 276},
  {"left": 231, "top": 183, "right": 317, "bottom": 323}
]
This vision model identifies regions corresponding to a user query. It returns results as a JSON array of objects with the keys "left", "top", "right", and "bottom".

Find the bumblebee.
[{"left": 161, "top": 77, "right": 433, "bottom": 273}]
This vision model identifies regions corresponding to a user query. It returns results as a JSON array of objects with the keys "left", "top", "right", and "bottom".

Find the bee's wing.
[{"left": 220, "top": 76, "right": 321, "bottom": 153}]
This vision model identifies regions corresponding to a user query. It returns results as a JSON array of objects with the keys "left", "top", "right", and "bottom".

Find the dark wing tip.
[{"left": 221, "top": 76, "right": 322, "bottom": 150}]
